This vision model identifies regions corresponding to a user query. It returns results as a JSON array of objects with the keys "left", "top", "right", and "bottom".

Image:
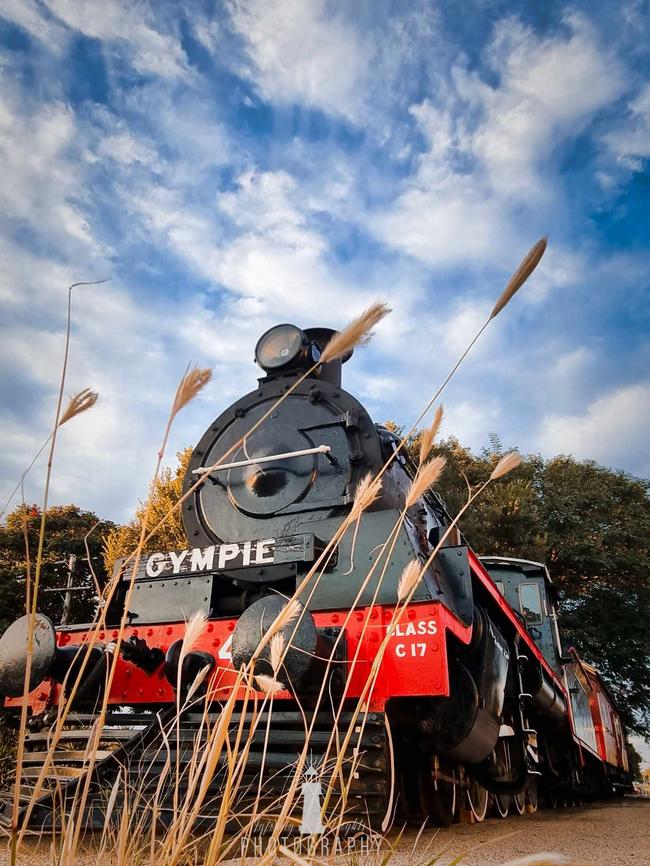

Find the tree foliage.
[
  {"left": 102, "top": 448, "right": 192, "bottom": 577},
  {"left": 0, "top": 504, "right": 114, "bottom": 631}
]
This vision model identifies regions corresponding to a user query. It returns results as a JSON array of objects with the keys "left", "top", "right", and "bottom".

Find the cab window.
[{"left": 518, "top": 583, "right": 543, "bottom": 625}]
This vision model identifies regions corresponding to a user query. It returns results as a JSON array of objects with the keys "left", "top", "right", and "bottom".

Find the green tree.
[{"left": 0, "top": 504, "right": 114, "bottom": 632}]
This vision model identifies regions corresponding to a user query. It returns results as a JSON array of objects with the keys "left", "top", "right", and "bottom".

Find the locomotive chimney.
[{"left": 303, "top": 327, "right": 352, "bottom": 387}]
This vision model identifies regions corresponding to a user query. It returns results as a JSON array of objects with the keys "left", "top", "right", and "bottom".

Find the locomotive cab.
[{"left": 480, "top": 557, "right": 564, "bottom": 673}]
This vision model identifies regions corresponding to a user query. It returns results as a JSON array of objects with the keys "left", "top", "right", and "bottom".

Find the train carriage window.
[{"left": 518, "top": 583, "right": 543, "bottom": 625}]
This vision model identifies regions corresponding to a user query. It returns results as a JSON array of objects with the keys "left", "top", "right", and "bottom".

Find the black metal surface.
[
  {"left": 431, "top": 546, "right": 474, "bottom": 627},
  {"left": 231, "top": 595, "right": 317, "bottom": 689},
  {"left": 0, "top": 614, "right": 56, "bottom": 697},
  {"left": 183, "top": 376, "right": 382, "bottom": 548},
  {"left": 164, "top": 641, "right": 215, "bottom": 691},
  {"left": 0, "top": 707, "right": 172, "bottom": 830},
  {"left": 127, "top": 575, "right": 212, "bottom": 624}
]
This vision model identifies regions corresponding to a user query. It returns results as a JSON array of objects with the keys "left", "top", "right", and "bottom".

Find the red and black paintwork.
[{"left": 0, "top": 323, "right": 631, "bottom": 828}]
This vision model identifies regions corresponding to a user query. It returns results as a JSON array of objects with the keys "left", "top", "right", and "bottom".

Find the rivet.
[
  {"left": 147, "top": 628, "right": 153, "bottom": 637},
  {"left": 331, "top": 614, "right": 339, "bottom": 624},
  {"left": 166, "top": 627, "right": 173, "bottom": 635},
  {"left": 370, "top": 609, "right": 377, "bottom": 619},
  {"left": 112, "top": 631, "right": 118, "bottom": 639},
  {"left": 228, "top": 622, "right": 235, "bottom": 631},
  {"left": 99, "top": 632, "right": 105, "bottom": 640},
  {"left": 207, "top": 623, "right": 214, "bottom": 633},
  {"left": 355, "top": 611, "right": 363, "bottom": 622},
  {"left": 407, "top": 609, "right": 416, "bottom": 620}
]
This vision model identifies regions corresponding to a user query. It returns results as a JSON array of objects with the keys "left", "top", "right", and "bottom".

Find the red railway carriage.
[{"left": 0, "top": 323, "right": 631, "bottom": 829}]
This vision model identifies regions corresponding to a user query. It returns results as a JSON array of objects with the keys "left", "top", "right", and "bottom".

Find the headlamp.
[{"left": 255, "top": 324, "right": 308, "bottom": 371}]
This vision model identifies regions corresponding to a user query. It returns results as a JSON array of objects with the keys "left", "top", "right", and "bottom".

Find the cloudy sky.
[{"left": 0, "top": 0, "right": 649, "bottom": 524}]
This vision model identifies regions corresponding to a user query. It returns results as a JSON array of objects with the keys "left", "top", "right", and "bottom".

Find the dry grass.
[
  {"left": 489, "top": 237, "right": 548, "bottom": 321},
  {"left": 419, "top": 405, "right": 444, "bottom": 466},
  {"left": 489, "top": 452, "right": 523, "bottom": 481},
  {"left": 58, "top": 388, "right": 98, "bottom": 427},
  {"left": 405, "top": 455, "right": 446, "bottom": 508},
  {"left": 396, "top": 559, "right": 422, "bottom": 602},
  {"left": 320, "top": 301, "right": 391, "bottom": 363}
]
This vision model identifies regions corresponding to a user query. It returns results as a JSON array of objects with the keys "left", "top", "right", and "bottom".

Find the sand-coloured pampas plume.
[
  {"left": 185, "top": 664, "right": 211, "bottom": 701},
  {"left": 270, "top": 633, "right": 285, "bottom": 674},
  {"left": 320, "top": 301, "right": 391, "bottom": 364},
  {"left": 397, "top": 560, "right": 422, "bottom": 602},
  {"left": 170, "top": 366, "right": 212, "bottom": 421},
  {"left": 419, "top": 405, "right": 444, "bottom": 465},
  {"left": 255, "top": 674, "right": 284, "bottom": 696},
  {"left": 406, "top": 456, "right": 446, "bottom": 508},
  {"left": 181, "top": 610, "right": 207, "bottom": 654},
  {"left": 58, "top": 388, "right": 98, "bottom": 427},
  {"left": 265, "top": 598, "right": 302, "bottom": 644},
  {"left": 490, "top": 451, "right": 522, "bottom": 481},
  {"left": 490, "top": 236, "right": 548, "bottom": 320},
  {"left": 350, "top": 472, "right": 382, "bottom": 520}
]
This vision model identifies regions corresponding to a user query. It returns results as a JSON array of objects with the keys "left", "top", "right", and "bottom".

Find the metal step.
[{"left": 0, "top": 703, "right": 389, "bottom": 832}]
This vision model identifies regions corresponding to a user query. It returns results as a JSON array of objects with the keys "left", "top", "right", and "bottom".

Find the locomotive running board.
[{"left": 0, "top": 706, "right": 175, "bottom": 831}]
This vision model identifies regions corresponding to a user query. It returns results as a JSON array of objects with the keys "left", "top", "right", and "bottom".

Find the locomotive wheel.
[
  {"left": 466, "top": 778, "right": 489, "bottom": 822},
  {"left": 512, "top": 788, "right": 526, "bottom": 815},
  {"left": 526, "top": 778, "right": 538, "bottom": 813},
  {"left": 493, "top": 792, "right": 511, "bottom": 818},
  {"left": 418, "top": 759, "right": 457, "bottom": 827}
]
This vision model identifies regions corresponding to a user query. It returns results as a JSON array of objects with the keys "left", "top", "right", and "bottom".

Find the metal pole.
[
  {"left": 60, "top": 554, "right": 76, "bottom": 626},
  {"left": 191, "top": 444, "right": 332, "bottom": 475}
]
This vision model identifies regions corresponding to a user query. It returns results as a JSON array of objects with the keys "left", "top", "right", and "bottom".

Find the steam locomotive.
[{"left": 0, "top": 323, "right": 631, "bottom": 830}]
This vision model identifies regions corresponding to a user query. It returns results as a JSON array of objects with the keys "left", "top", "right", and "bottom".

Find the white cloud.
[
  {"left": 472, "top": 14, "right": 626, "bottom": 196},
  {"left": 538, "top": 382, "right": 650, "bottom": 478},
  {"left": 0, "top": 90, "right": 95, "bottom": 249},
  {"left": 604, "top": 82, "right": 650, "bottom": 165},
  {"left": 97, "top": 132, "right": 160, "bottom": 169},
  {"left": 45, "top": 0, "right": 188, "bottom": 78},
  {"left": 226, "top": 0, "right": 370, "bottom": 120},
  {"left": 373, "top": 15, "right": 626, "bottom": 267},
  {"left": 0, "top": 0, "right": 67, "bottom": 49},
  {"left": 0, "top": 0, "right": 188, "bottom": 79}
]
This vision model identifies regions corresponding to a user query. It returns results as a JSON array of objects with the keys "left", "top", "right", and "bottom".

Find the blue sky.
[{"left": 1, "top": 0, "right": 649, "bottom": 525}]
